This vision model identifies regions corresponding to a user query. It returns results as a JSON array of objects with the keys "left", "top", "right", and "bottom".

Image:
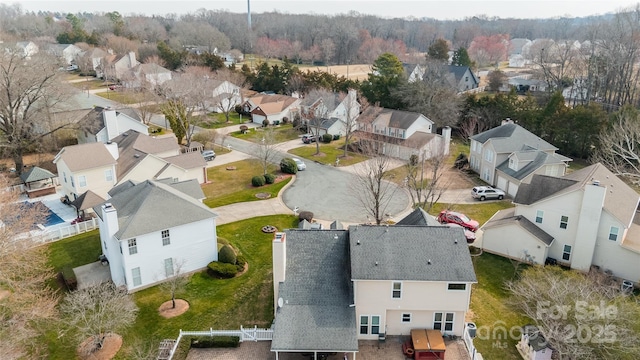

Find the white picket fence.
[
  {"left": 39, "top": 218, "right": 98, "bottom": 243},
  {"left": 159, "top": 326, "right": 274, "bottom": 360},
  {"left": 462, "top": 323, "right": 484, "bottom": 360}
]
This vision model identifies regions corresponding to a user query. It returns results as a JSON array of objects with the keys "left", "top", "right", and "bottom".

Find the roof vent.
[
  {"left": 593, "top": 180, "right": 600, "bottom": 186},
  {"left": 427, "top": 259, "right": 432, "bottom": 265},
  {"left": 375, "top": 261, "right": 378, "bottom": 266},
  {"left": 134, "top": 153, "right": 140, "bottom": 158},
  {"left": 455, "top": 239, "right": 458, "bottom": 244},
  {"left": 334, "top": 234, "right": 338, "bottom": 240},
  {"left": 122, "top": 132, "right": 128, "bottom": 136},
  {"left": 356, "top": 240, "right": 361, "bottom": 245}
]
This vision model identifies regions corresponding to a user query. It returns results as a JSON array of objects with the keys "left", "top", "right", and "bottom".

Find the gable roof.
[
  {"left": 155, "top": 178, "right": 205, "bottom": 200},
  {"left": 307, "top": 117, "right": 341, "bottom": 130},
  {"left": 369, "top": 108, "right": 432, "bottom": 130},
  {"left": 271, "top": 230, "right": 357, "bottom": 352},
  {"left": 396, "top": 207, "right": 441, "bottom": 226},
  {"left": 54, "top": 143, "right": 116, "bottom": 172},
  {"left": 471, "top": 123, "right": 557, "bottom": 153},
  {"left": 515, "top": 163, "right": 640, "bottom": 226},
  {"left": 349, "top": 225, "right": 477, "bottom": 282},
  {"left": 483, "top": 208, "right": 554, "bottom": 246},
  {"left": 20, "top": 166, "right": 56, "bottom": 183},
  {"left": 496, "top": 151, "right": 571, "bottom": 181},
  {"left": 78, "top": 106, "right": 143, "bottom": 135},
  {"left": 111, "top": 131, "right": 179, "bottom": 178},
  {"left": 93, "top": 180, "right": 217, "bottom": 240},
  {"left": 163, "top": 152, "right": 206, "bottom": 170}
]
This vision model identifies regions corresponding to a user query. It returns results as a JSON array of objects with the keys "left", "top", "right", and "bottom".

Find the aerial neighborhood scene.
[{"left": 4, "top": 0, "right": 640, "bottom": 359}]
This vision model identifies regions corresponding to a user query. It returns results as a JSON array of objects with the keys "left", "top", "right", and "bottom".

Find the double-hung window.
[
  {"left": 78, "top": 175, "right": 87, "bottom": 187},
  {"left": 402, "top": 313, "right": 412, "bottom": 323},
  {"left": 164, "top": 258, "right": 174, "bottom": 277},
  {"left": 560, "top": 216, "right": 569, "bottom": 229},
  {"left": 105, "top": 169, "right": 114, "bottom": 182},
  {"left": 128, "top": 238, "right": 137, "bottom": 255},
  {"left": 535, "top": 210, "right": 544, "bottom": 224},
  {"left": 392, "top": 282, "right": 402, "bottom": 299},
  {"left": 162, "top": 229, "right": 170, "bottom": 246},
  {"left": 434, "top": 312, "right": 455, "bottom": 332},
  {"left": 609, "top": 226, "right": 619, "bottom": 241},
  {"left": 359, "top": 315, "right": 381, "bottom": 335},
  {"left": 562, "top": 245, "right": 572, "bottom": 261},
  {"left": 132, "top": 267, "right": 141, "bottom": 286}
]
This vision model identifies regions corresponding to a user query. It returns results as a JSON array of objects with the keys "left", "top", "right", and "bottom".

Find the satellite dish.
[{"left": 277, "top": 297, "right": 284, "bottom": 308}]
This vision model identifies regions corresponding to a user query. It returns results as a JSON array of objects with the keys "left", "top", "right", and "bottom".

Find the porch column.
[{"left": 275, "top": 351, "right": 279, "bottom": 360}]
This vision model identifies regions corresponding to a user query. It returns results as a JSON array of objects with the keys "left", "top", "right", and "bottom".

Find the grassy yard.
[
  {"left": 47, "top": 230, "right": 102, "bottom": 274},
  {"left": 230, "top": 124, "right": 301, "bottom": 143},
  {"left": 469, "top": 253, "right": 531, "bottom": 359},
  {"left": 43, "top": 215, "right": 297, "bottom": 360},
  {"left": 197, "top": 113, "right": 246, "bottom": 129},
  {"left": 430, "top": 201, "right": 515, "bottom": 226},
  {"left": 68, "top": 79, "right": 110, "bottom": 90},
  {"left": 96, "top": 91, "right": 148, "bottom": 104},
  {"left": 202, "top": 159, "right": 291, "bottom": 208},
  {"left": 288, "top": 139, "right": 368, "bottom": 166}
]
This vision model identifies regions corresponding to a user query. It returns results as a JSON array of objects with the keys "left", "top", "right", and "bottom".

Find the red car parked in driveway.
[{"left": 436, "top": 210, "right": 479, "bottom": 232}]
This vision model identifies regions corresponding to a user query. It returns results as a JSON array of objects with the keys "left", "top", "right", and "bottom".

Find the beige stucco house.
[
  {"left": 482, "top": 163, "right": 640, "bottom": 283},
  {"left": 469, "top": 120, "right": 571, "bottom": 197},
  {"left": 270, "top": 225, "right": 476, "bottom": 358},
  {"left": 355, "top": 108, "right": 451, "bottom": 161},
  {"left": 53, "top": 142, "right": 118, "bottom": 200}
]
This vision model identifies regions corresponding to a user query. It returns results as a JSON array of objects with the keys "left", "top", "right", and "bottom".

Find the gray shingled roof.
[
  {"left": 108, "top": 180, "right": 138, "bottom": 197},
  {"left": 396, "top": 207, "right": 441, "bottom": 226},
  {"left": 471, "top": 123, "right": 557, "bottom": 153},
  {"left": 20, "top": 166, "right": 56, "bottom": 183},
  {"left": 111, "top": 130, "right": 179, "bottom": 178},
  {"left": 155, "top": 178, "right": 204, "bottom": 200},
  {"left": 70, "top": 190, "right": 106, "bottom": 211},
  {"left": 163, "top": 152, "right": 206, "bottom": 170},
  {"left": 496, "top": 151, "right": 570, "bottom": 181},
  {"left": 307, "top": 117, "right": 340, "bottom": 130},
  {"left": 271, "top": 230, "right": 357, "bottom": 352},
  {"left": 372, "top": 108, "right": 432, "bottom": 130},
  {"left": 516, "top": 163, "right": 640, "bottom": 226},
  {"left": 93, "top": 180, "right": 217, "bottom": 240},
  {"left": 483, "top": 208, "right": 554, "bottom": 246},
  {"left": 349, "top": 225, "right": 477, "bottom": 282}
]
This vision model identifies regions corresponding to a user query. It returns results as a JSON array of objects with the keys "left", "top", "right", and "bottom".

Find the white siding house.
[
  {"left": 77, "top": 106, "right": 148, "bottom": 144},
  {"left": 95, "top": 180, "right": 218, "bottom": 292},
  {"left": 482, "top": 163, "right": 640, "bottom": 283}
]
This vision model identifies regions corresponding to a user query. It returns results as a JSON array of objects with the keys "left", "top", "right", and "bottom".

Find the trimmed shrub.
[
  {"left": 273, "top": 120, "right": 280, "bottom": 125},
  {"left": 333, "top": 134, "right": 341, "bottom": 140},
  {"left": 282, "top": 116, "right": 289, "bottom": 124},
  {"left": 234, "top": 105, "right": 243, "bottom": 114},
  {"left": 280, "top": 158, "right": 298, "bottom": 174},
  {"left": 264, "top": 173, "right": 276, "bottom": 184},
  {"left": 409, "top": 154, "right": 419, "bottom": 167},
  {"left": 219, "top": 245, "right": 237, "bottom": 264},
  {"left": 321, "top": 133, "right": 333, "bottom": 143},
  {"left": 262, "top": 119, "right": 270, "bottom": 127},
  {"left": 207, "top": 261, "right": 238, "bottom": 278},
  {"left": 298, "top": 211, "right": 314, "bottom": 222},
  {"left": 236, "top": 254, "right": 247, "bottom": 272},
  {"left": 191, "top": 336, "right": 240, "bottom": 348},
  {"left": 251, "top": 175, "right": 266, "bottom": 187},
  {"left": 239, "top": 125, "right": 249, "bottom": 134}
]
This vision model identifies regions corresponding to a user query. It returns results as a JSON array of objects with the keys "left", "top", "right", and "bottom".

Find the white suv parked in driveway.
[{"left": 471, "top": 186, "right": 505, "bottom": 201}]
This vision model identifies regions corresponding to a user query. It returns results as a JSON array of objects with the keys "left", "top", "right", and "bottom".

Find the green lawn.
[
  {"left": 470, "top": 253, "right": 531, "bottom": 359},
  {"left": 202, "top": 159, "right": 291, "bottom": 208},
  {"left": 230, "top": 124, "right": 301, "bottom": 143},
  {"left": 429, "top": 201, "right": 514, "bottom": 226},
  {"left": 47, "top": 230, "right": 102, "bottom": 274},
  {"left": 197, "top": 113, "right": 246, "bottom": 129},
  {"left": 69, "top": 79, "right": 109, "bottom": 90},
  {"left": 96, "top": 91, "right": 148, "bottom": 104},
  {"left": 44, "top": 215, "right": 297, "bottom": 360},
  {"left": 288, "top": 139, "right": 369, "bottom": 166}
]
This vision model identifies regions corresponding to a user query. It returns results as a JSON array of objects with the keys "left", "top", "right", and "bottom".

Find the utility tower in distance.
[{"left": 247, "top": 0, "right": 251, "bottom": 30}]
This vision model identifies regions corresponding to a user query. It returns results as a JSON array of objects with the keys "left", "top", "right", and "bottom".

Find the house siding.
[
  {"left": 354, "top": 280, "right": 471, "bottom": 338},
  {"left": 57, "top": 160, "right": 116, "bottom": 200},
  {"left": 119, "top": 218, "right": 217, "bottom": 291},
  {"left": 482, "top": 225, "right": 549, "bottom": 265}
]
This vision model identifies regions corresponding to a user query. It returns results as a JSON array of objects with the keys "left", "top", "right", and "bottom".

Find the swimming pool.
[{"left": 23, "top": 202, "right": 66, "bottom": 227}]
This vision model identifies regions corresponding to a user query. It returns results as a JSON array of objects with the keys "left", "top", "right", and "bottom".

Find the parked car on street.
[
  {"left": 293, "top": 158, "right": 306, "bottom": 171},
  {"left": 66, "top": 64, "right": 78, "bottom": 71},
  {"left": 201, "top": 150, "right": 216, "bottom": 161},
  {"left": 436, "top": 210, "right": 479, "bottom": 232},
  {"left": 108, "top": 84, "right": 121, "bottom": 90},
  {"left": 445, "top": 223, "right": 476, "bottom": 243},
  {"left": 471, "top": 186, "right": 505, "bottom": 201},
  {"left": 302, "top": 134, "right": 317, "bottom": 144}
]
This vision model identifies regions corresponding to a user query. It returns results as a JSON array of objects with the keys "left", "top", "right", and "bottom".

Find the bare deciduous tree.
[
  {"left": 350, "top": 143, "right": 400, "bottom": 225},
  {"left": 159, "top": 259, "right": 189, "bottom": 309},
  {"left": 300, "top": 88, "right": 337, "bottom": 155},
  {"left": 506, "top": 265, "right": 640, "bottom": 360},
  {"left": 591, "top": 106, "right": 640, "bottom": 178},
  {"left": 252, "top": 128, "right": 280, "bottom": 176},
  {"left": 61, "top": 281, "right": 138, "bottom": 356},
  {"left": 0, "top": 51, "right": 72, "bottom": 174},
  {"left": 404, "top": 145, "right": 451, "bottom": 212},
  {"left": 210, "top": 68, "right": 246, "bottom": 123}
]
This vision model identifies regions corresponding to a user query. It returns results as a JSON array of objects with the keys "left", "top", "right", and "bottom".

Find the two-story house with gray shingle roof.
[
  {"left": 469, "top": 119, "right": 571, "bottom": 197},
  {"left": 447, "top": 65, "right": 479, "bottom": 93},
  {"left": 77, "top": 106, "right": 148, "bottom": 144},
  {"left": 355, "top": 108, "right": 451, "bottom": 161},
  {"left": 482, "top": 163, "right": 640, "bottom": 283},
  {"left": 271, "top": 225, "right": 476, "bottom": 358},
  {"left": 95, "top": 179, "right": 218, "bottom": 292}
]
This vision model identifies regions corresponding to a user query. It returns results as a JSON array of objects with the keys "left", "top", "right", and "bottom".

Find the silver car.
[
  {"left": 471, "top": 186, "right": 505, "bottom": 201},
  {"left": 293, "top": 158, "right": 306, "bottom": 171}
]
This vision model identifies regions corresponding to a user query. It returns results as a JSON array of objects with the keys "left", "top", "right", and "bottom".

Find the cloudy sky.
[{"left": 14, "top": 0, "right": 640, "bottom": 20}]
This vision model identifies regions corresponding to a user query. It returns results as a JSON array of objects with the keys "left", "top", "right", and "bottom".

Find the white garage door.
[
  {"left": 508, "top": 182, "right": 519, "bottom": 197},
  {"left": 497, "top": 176, "right": 507, "bottom": 191}
]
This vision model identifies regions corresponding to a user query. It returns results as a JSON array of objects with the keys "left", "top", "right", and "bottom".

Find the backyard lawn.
[
  {"left": 469, "top": 253, "right": 530, "bottom": 359},
  {"left": 96, "top": 91, "right": 149, "bottom": 104},
  {"left": 197, "top": 113, "right": 246, "bottom": 129},
  {"left": 288, "top": 138, "right": 368, "bottom": 166},
  {"left": 202, "top": 159, "right": 291, "bottom": 208},
  {"left": 429, "top": 201, "right": 515, "bottom": 226},
  {"left": 230, "top": 124, "right": 300, "bottom": 143},
  {"left": 44, "top": 215, "right": 298, "bottom": 360}
]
